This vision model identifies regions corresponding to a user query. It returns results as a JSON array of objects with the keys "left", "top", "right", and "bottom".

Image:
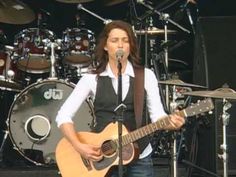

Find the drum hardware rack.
[{"left": 137, "top": 1, "right": 191, "bottom": 177}]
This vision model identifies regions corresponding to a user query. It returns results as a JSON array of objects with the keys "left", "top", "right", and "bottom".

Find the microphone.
[{"left": 116, "top": 49, "right": 124, "bottom": 62}]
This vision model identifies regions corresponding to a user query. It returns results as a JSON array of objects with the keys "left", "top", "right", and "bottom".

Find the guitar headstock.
[{"left": 184, "top": 98, "right": 214, "bottom": 117}]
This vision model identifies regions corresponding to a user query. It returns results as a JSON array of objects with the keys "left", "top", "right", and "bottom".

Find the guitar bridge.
[{"left": 81, "top": 156, "right": 92, "bottom": 171}]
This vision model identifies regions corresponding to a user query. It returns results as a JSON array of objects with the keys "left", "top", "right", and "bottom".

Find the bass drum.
[{"left": 7, "top": 79, "right": 95, "bottom": 165}]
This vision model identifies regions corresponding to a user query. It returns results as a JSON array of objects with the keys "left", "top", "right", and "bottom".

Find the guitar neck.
[
  {"left": 120, "top": 111, "right": 186, "bottom": 146},
  {"left": 119, "top": 98, "right": 214, "bottom": 146}
]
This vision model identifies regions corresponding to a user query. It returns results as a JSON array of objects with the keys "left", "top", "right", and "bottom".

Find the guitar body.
[{"left": 56, "top": 122, "right": 138, "bottom": 177}]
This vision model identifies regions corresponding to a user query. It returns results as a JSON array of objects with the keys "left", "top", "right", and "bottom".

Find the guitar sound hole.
[{"left": 101, "top": 140, "right": 117, "bottom": 157}]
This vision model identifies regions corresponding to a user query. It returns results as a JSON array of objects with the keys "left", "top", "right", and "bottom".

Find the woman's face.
[{"left": 104, "top": 28, "right": 130, "bottom": 63}]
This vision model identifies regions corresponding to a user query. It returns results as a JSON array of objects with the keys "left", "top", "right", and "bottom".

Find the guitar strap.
[{"left": 134, "top": 66, "right": 145, "bottom": 128}]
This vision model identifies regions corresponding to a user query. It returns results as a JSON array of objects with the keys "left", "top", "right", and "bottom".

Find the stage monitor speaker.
[
  {"left": 193, "top": 16, "right": 236, "bottom": 90},
  {"left": 192, "top": 16, "right": 236, "bottom": 176}
]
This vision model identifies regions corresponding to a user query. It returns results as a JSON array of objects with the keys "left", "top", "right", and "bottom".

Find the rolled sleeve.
[
  {"left": 144, "top": 68, "right": 167, "bottom": 122},
  {"left": 55, "top": 74, "right": 96, "bottom": 127}
]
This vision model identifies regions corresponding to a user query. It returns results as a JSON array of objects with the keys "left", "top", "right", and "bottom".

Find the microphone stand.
[{"left": 114, "top": 60, "right": 127, "bottom": 177}]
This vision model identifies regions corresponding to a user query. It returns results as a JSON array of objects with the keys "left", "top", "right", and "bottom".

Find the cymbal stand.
[
  {"left": 0, "top": 130, "right": 9, "bottom": 163},
  {"left": 137, "top": 1, "right": 190, "bottom": 34},
  {"left": 169, "top": 85, "right": 181, "bottom": 177},
  {"left": 159, "top": 12, "right": 171, "bottom": 110},
  {"left": 44, "top": 39, "right": 61, "bottom": 78},
  {"left": 49, "top": 41, "right": 57, "bottom": 78},
  {"left": 77, "top": 4, "right": 112, "bottom": 24},
  {"left": 218, "top": 98, "right": 231, "bottom": 177}
]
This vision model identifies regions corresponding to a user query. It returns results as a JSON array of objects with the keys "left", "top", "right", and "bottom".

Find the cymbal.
[
  {"left": 135, "top": 27, "right": 177, "bottom": 35},
  {"left": 0, "top": 0, "right": 35, "bottom": 24},
  {"left": 55, "top": 0, "right": 94, "bottom": 3},
  {"left": 182, "top": 88, "right": 236, "bottom": 100},
  {"left": 158, "top": 79, "right": 206, "bottom": 88},
  {"left": 103, "top": 0, "right": 127, "bottom": 6}
]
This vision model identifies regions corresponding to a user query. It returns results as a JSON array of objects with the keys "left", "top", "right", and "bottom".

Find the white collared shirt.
[{"left": 56, "top": 61, "right": 167, "bottom": 158}]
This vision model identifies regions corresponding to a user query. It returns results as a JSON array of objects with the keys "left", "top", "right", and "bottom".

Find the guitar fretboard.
[{"left": 120, "top": 111, "right": 185, "bottom": 146}]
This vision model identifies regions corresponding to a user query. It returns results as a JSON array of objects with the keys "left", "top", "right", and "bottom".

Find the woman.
[{"left": 56, "top": 20, "right": 185, "bottom": 177}]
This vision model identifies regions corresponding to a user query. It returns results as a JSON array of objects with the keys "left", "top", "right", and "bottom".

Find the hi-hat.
[
  {"left": 0, "top": 0, "right": 35, "bottom": 24},
  {"left": 103, "top": 0, "right": 127, "bottom": 6},
  {"left": 182, "top": 88, "right": 236, "bottom": 100},
  {"left": 135, "top": 27, "right": 176, "bottom": 35},
  {"left": 158, "top": 79, "right": 206, "bottom": 88},
  {"left": 55, "top": 0, "right": 93, "bottom": 3}
]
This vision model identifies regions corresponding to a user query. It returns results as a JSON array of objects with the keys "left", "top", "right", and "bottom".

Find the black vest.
[{"left": 93, "top": 76, "right": 151, "bottom": 153}]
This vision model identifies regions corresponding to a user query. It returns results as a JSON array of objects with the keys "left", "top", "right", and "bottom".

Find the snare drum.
[
  {"left": 14, "top": 28, "right": 56, "bottom": 74},
  {"left": 7, "top": 79, "right": 95, "bottom": 165}
]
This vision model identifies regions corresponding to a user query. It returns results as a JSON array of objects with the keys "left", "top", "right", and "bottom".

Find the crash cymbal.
[
  {"left": 135, "top": 27, "right": 177, "bottom": 35},
  {"left": 182, "top": 88, "right": 236, "bottom": 100},
  {"left": 0, "top": 0, "right": 35, "bottom": 24},
  {"left": 55, "top": 0, "right": 94, "bottom": 3},
  {"left": 158, "top": 79, "right": 206, "bottom": 88},
  {"left": 103, "top": 0, "right": 127, "bottom": 6}
]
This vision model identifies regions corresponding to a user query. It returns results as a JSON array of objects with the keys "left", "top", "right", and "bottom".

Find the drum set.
[
  {"left": 0, "top": 0, "right": 209, "bottom": 170},
  {"left": 0, "top": 0, "right": 96, "bottom": 166},
  {"left": 0, "top": 1, "right": 235, "bottom": 177}
]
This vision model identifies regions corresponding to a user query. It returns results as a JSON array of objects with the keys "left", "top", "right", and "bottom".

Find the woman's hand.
[
  {"left": 75, "top": 143, "right": 103, "bottom": 162},
  {"left": 168, "top": 113, "right": 185, "bottom": 130}
]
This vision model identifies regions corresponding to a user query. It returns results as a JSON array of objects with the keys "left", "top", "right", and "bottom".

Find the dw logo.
[{"left": 44, "top": 89, "right": 63, "bottom": 100}]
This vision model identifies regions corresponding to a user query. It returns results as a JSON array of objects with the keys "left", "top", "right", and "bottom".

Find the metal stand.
[
  {"left": 0, "top": 130, "right": 9, "bottom": 163},
  {"left": 49, "top": 41, "right": 57, "bottom": 78},
  {"left": 114, "top": 60, "right": 127, "bottom": 177},
  {"left": 137, "top": 1, "right": 190, "bottom": 34},
  {"left": 77, "top": 4, "right": 112, "bottom": 24},
  {"left": 44, "top": 39, "right": 61, "bottom": 79},
  {"left": 136, "top": 3, "right": 191, "bottom": 176},
  {"left": 218, "top": 98, "right": 231, "bottom": 177},
  {"left": 169, "top": 85, "right": 180, "bottom": 177},
  {"left": 159, "top": 13, "right": 171, "bottom": 111}
]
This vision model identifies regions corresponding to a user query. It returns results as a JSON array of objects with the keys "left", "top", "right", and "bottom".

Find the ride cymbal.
[
  {"left": 55, "top": 0, "right": 94, "bottom": 3},
  {"left": 182, "top": 88, "right": 236, "bottom": 100},
  {"left": 158, "top": 79, "right": 206, "bottom": 88},
  {"left": 103, "top": 0, "right": 127, "bottom": 6},
  {"left": 0, "top": 0, "right": 35, "bottom": 24}
]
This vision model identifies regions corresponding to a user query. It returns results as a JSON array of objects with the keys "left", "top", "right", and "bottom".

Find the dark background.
[
  {"left": 1, "top": 0, "right": 236, "bottom": 177},
  {"left": 1, "top": 0, "right": 236, "bottom": 78}
]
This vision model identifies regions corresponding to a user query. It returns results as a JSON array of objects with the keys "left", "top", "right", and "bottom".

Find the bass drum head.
[{"left": 7, "top": 79, "right": 94, "bottom": 166}]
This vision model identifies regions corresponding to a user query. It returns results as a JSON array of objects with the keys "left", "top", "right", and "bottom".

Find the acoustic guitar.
[{"left": 56, "top": 98, "right": 214, "bottom": 177}]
